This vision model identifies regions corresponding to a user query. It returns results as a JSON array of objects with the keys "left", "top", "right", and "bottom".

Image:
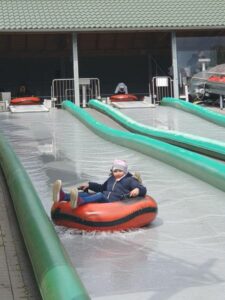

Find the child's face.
[{"left": 113, "top": 169, "right": 125, "bottom": 179}]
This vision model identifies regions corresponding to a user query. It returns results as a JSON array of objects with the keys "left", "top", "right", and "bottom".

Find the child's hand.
[
  {"left": 129, "top": 188, "right": 139, "bottom": 197},
  {"left": 78, "top": 184, "right": 89, "bottom": 191}
]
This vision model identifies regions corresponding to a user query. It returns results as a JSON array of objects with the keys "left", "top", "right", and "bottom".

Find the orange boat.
[
  {"left": 10, "top": 96, "right": 41, "bottom": 105},
  {"left": 51, "top": 195, "right": 157, "bottom": 232},
  {"left": 110, "top": 94, "right": 138, "bottom": 102}
]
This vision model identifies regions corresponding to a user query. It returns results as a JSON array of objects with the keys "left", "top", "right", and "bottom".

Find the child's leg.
[
  {"left": 63, "top": 192, "right": 70, "bottom": 201},
  {"left": 70, "top": 190, "right": 108, "bottom": 208},
  {"left": 79, "top": 192, "right": 108, "bottom": 205},
  {"left": 71, "top": 188, "right": 90, "bottom": 208},
  {"left": 52, "top": 180, "right": 70, "bottom": 202},
  {"left": 78, "top": 192, "right": 92, "bottom": 198}
]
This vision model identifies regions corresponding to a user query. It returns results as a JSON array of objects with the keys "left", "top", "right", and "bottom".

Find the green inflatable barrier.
[
  {"left": 0, "top": 132, "right": 90, "bottom": 300},
  {"left": 63, "top": 100, "right": 225, "bottom": 193},
  {"left": 88, "top": 99, "right": 225, "bottom": 161},
  {"left": 161, "top": 97, "right": 225, "bottom": 127}
]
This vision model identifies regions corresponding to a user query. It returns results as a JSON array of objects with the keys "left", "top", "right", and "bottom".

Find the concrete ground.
[{"left": 0, "top": 169, "right": 41, "bottom": 299}]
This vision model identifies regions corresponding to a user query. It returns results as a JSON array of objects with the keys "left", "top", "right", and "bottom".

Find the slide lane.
[
  {"left": 88, "top": 99, "right": 225, "bottom": 161},
  {"left": 0, "top": 107, "right": 225, "bottom": 299},
  {"left": 0, "top": 120, "right": 90, "bottom": 299},
  {"left": 118, "top": 99, "right": 225, "bottom": 143},
  {"left": 161, "top": 97, "right": 225, "bottom": 128}
]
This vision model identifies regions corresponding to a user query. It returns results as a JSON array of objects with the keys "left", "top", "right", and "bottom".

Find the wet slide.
[
  {"left": 109, "top": 98, "right": 225, "bottom": 145},
  {"left": 88, "top": 99, "right": 225, "bottom": 161},
  {"left": 0, "top": 104, "right": 225, "bottom": 300},
  {"left": 161, "top": 97, "right": 225, "bottom": 128}
]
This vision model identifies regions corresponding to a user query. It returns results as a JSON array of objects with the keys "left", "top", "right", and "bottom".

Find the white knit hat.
[{"left": 112, "top": 159, "right": 128, "bottom": 173}]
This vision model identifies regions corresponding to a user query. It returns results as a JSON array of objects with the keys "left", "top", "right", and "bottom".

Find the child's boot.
[
  {"left": 52, "top": 180, "right": 65, "bottom": 202},
  {"left": 70, "top": 187, "right": 79, "bottom": 208}
]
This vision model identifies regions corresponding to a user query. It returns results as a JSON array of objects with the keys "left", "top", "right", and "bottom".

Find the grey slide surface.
[{"left": 0, "top": 108, "right": 224, "bottom": 300}]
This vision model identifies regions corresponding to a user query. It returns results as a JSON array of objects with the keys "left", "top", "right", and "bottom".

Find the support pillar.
[
  {"left": 72, "top": 32, "right": 80, "bottom": 106},
  {"left": 171, "top": 32, "right": 179, "bottom": 98}
]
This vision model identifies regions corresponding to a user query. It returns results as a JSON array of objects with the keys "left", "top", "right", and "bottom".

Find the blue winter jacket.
[{"left": 88, "top": 172, "right": 147, "bottom": 202}]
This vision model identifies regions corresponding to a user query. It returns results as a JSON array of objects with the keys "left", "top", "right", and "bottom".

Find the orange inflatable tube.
[
  {"left": 51, "top": 195, "right": 157, "bottom": 232},
  {"left": 208, "top": 75, "right": 225, "bottom": 83},
  {"left": 110, "top": 94, "right": 138, "bottom": 102},
  {"left": 10, "top": 97, "right": 41, "bottom": 105}
]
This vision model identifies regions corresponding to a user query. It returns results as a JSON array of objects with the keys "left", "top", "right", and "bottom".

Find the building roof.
[{"left": 0, "top": 0, "right": 225, "bottom": 32}]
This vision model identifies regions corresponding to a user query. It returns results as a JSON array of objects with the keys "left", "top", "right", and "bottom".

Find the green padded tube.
[
  {"left": 161, "top": 97, "right": 225, "bottom": 127},
  {"left": 0, "top": 132, "right": 90, "bottom": 300},
  {"left": 88, "top": 99, "right": 225, "bottom": 161},
  {"left": 63, "top": 100, "right": 225, "bottom": 193}
]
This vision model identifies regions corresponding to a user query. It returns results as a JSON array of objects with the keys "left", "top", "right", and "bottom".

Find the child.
[
  {"left": 52, "top": 159, "right": 147, "bottom": 208},
  {"left": 114, "top": 82, "right": 128, "bottom": 94}
]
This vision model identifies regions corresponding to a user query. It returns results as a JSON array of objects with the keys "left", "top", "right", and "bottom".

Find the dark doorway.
[
  {"left": 0, "top": 32, "right": 171, "bottom": 98},
  {"left": 79, "top": 55, "right": 149, "bottom": 97}
]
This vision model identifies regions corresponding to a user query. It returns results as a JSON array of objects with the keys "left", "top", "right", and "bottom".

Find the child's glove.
[{"left": 78, "top": 184, "right": 89, "bottom": 192}]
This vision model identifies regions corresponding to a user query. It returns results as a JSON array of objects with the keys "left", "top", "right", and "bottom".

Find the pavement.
[{"left": 0, "top": 169, "right": 41, "bottom": 299}]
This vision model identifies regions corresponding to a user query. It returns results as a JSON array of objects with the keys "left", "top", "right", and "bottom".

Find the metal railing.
[
  {"left": 151, "top": 76, "right": 174, "bottom": 104},
  {"left": 51, "top": 78, "right": 101, "bottom": 107}
]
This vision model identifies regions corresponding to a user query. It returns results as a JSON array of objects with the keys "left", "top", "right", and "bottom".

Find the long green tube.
[
  {"left": 88, "top": 99, "right": 225, "bottom": 161},
  {"left": 63, "top": 100, "right": 225, "bottom": 193},
  {"left": 0, "top": 132, "right": 90, "bottom": 300},
  {"left": 161, "top": 97, "right": 225, "bottom": 127}
]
